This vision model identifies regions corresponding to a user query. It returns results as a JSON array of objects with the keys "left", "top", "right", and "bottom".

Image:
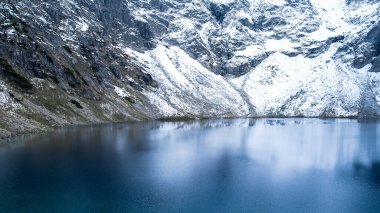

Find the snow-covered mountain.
[{"left": 0, "top": 0, "right": 380, "bottom": 137}]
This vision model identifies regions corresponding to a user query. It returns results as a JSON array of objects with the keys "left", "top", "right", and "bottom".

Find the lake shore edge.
[{"left": 1, "top": 114, "right": 378, "bottom": 142}]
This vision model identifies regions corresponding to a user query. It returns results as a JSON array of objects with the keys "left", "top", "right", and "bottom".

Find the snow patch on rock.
[{"left": 114, "top": 86, "right": 129, "bottom": 98}]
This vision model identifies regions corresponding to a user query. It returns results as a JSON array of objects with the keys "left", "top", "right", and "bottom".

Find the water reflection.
[{"left": 0, "top": 118, "right": 380, "bottom": 212}]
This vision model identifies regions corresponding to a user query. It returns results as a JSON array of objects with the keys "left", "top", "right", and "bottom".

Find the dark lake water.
[{"left": 1, "top": 118, "right": 380, "bottom": 212}]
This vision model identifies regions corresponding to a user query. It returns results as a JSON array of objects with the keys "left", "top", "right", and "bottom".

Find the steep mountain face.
[{"left": 0, "top": 0, "right": 380, "bottom": 137}]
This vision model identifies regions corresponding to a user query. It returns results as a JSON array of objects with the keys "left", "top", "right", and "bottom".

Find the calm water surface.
[{"left": 1, "top": 118, "right": 380, "bottom": 212}]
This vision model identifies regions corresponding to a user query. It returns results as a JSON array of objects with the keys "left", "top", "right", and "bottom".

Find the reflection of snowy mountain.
[{"left": 144, "top": 118, "right": 380, "bottom": 174}]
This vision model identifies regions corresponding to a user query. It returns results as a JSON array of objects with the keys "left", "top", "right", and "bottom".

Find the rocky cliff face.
[{"left": 0, "top": 0, "right": 379, "bottom": 138}]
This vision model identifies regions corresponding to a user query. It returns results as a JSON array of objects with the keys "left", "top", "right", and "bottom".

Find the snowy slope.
[
  {"left": 126, "top": 0, "right": 380, "bottom": 117},
  {"left": 123, "top": 45, "right": 248, "bottom": 117}
]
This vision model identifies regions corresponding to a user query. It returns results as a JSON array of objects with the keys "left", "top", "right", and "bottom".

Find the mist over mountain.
[{"left": 0, "top": 0, "right": 380, "bottom": 137}]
